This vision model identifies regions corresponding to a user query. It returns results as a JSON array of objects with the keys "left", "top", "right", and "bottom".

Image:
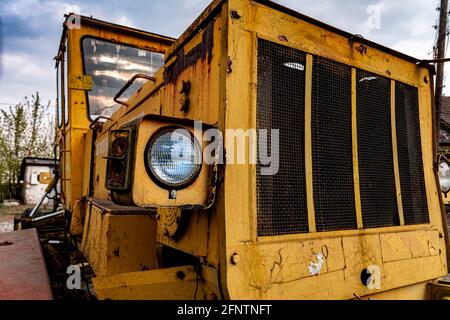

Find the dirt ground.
[{"left": 0, "top": 204, "right": 30, "bottom": 233}]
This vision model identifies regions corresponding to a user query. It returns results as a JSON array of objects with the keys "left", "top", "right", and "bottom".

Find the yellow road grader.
[{"left": 3, "top": 0, "right": 450, "bottom": 300}]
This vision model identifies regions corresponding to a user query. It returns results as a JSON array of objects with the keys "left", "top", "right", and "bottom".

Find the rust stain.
[
  {"left": 164, "top": 21, "right": 214, "bottom": 84},
  {"left": 277, "top": 35, "right": 288, "bottom": 42}
]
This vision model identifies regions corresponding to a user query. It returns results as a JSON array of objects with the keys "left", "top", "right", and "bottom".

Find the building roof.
[{"left": 19, "top": 158, "right": 58, "bottom": 181}]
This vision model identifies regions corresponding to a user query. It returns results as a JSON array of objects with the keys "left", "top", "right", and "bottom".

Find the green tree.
[{"left": 0, "top": 92, "right": 55, "bottom": 184}]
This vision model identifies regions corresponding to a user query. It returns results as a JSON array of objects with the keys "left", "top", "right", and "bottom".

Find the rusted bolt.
[
  {"left": 439, "top": 232, "right": 444, "bottom": 238},
  {"left": 208, "top": 293, "right": 218, "bottom": 300},
  {"left": 230, "top": 9, "right": 242, "bottom": 19},
  {"left": 176, "top": 271, "right": 186, "bottom": 280},
  {"left": 230, "top": 253, "right": 240, "bottom": 265},
  {"left": 278, "top": 35, "right": 288, "bottom": 42},
  {"left": 355, "top": 44, "right": 367, "bottom": 55}
]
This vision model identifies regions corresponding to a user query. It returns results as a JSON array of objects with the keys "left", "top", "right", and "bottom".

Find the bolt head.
[{"left": 230, "top": 253, "right": 240, "bottom": 265}]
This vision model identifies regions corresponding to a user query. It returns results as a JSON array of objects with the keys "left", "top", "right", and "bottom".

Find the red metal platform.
[{"left": 0, "top": 228, "right": 53, "bottom": 300}]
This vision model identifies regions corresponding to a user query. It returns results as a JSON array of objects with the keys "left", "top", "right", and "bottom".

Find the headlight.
[
  {"left": 439, "top": 160, "right": 450, "bottom": 193},
  {"left": 145, "top": 127, "right": 202, "bottom": 189}
]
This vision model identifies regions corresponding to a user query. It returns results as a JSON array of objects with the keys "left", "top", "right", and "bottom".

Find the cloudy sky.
[{"left": 0, "top": 0, "right": 447, "bottom": 111}]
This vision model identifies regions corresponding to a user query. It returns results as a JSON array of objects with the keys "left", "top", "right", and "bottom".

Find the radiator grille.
[
  {"left": 312, "top": 56, "right": 356, "bottom": 231},
  {"left": 256, "top": 39, "right": 309, "bottom": 236},
  {"left": 395, "top": 82, "right": 429, "bottom": 224},
  {"left": 357, "top": 70, "right": 399, "bottom": 228}
]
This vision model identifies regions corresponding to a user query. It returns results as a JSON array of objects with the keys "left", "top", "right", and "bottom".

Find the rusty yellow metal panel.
[
  {"left": 132, "top": 119, "right": 211, "bottom": 208},
  {"left": 390, "top": 80, "right": 406, "bottom": 226},
  {"left": 69, "top": 75, "right": 93, "bottom": 90},
  {"left": 93, "top": 265, "right": 221, "bottom": 300},
  {"left": 220, "top": 0, "right": 448, "bottom": 300},
  {"left": 81, "top": 130, "right": 92, "bottom": 197},
  {"left": 53, "top": 0, "right": 449, "bottom": 300},
  {"left": 388, "top": 230, "right": 440, "bottom": 259},
  {"left": 157, "top": 209, "right": 210, "bottom": 258},
  {"left": 351, "top": 68, "right": 363, "bottom": 229},
  {"left": 369, "top": 281, "right": 428, "bottom": 300},
  {"left": 70, "top": 199, "right": 86, "bottom": 237},
  {"left": 58, "top": 15, "right": 174, "bottom": 214},
  {"left": 81, "top": 200, "right": 158, "bottom": 277},
  {"left": 92, "top": 132, "right": 110, "bottom": 200}
]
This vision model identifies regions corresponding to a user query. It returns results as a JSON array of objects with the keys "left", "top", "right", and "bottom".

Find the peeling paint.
[{"left": 308, "top": 252, "right": 325, "bottom": 275}]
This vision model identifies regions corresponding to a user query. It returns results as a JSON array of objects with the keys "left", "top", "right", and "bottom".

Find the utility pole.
[{"left": 435, "top": 0, "right": 449, "bottom": 149}]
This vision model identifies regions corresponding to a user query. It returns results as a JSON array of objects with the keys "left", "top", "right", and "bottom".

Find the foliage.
[{"left": 0, "top": 92, "right": 55, "bottom": 184}]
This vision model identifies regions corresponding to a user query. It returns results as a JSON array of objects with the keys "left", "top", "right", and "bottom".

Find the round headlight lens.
[
  {"left": 439, "top": 160, "right": 450, "bottom": 193},
  {"left": 145, "top": 127, "right": 202, "bottom": 189}
]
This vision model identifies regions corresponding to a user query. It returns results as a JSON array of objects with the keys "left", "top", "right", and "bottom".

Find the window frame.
[
  {"left": 80, "top": 35, "right": 165, "bottom": 122},
  {"left": 56, "top": 61, "right": 62, "bottom": 128}
]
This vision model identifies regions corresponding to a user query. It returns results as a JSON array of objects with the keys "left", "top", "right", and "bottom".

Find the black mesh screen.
[
  {"left": 395, "top": 82, "right": 429, "bottom": 224},
  {"left": 256, "top": 39, "right": 309, "bottom": 236},
  {"left": 312, "top": 57, "right": 356, "bottom": 231},
  {"left": 357, "top": 70, "right": 399, "bottom": 228}
]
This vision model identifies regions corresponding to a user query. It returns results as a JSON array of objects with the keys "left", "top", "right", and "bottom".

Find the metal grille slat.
[
  {"left": 312, "top": 56, "right": 356, "bottom": 231},
  {"left": 256, "top": 39, "right": 309, "bottom": 236},
  {"left": 395, "top": 82, "right": 429, "bottom": 225},
  {"left": 356, "top": 70, "right": 399, "bottom": 228}
]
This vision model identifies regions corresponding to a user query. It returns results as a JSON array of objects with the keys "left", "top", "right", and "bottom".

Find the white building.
[{"left": 19, "top": 158, "right": 57, "bottom": 209}]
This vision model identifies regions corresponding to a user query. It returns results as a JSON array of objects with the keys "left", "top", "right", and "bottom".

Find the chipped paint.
[{"left": 308, "top": 252, "right": 325, "bottom": 275}]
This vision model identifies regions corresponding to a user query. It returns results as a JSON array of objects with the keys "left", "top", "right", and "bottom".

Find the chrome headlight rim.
[{"left": 144, "top": 126, "right": 202, "bottom": 190}]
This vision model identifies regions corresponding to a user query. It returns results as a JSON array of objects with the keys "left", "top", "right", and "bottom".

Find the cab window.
[{"left": 82, "top": 37, "right": 164, "bottom": 120}]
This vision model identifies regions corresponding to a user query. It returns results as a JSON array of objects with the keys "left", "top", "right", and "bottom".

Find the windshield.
[{"left": 82, "top": 37, "right": 164, "bottom": 120}]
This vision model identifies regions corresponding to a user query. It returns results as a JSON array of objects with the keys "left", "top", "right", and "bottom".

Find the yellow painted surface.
[
  {"left": 133, "top": 119, "right": 211, "bottom": 208},
  {"left": 367, "top": 281, "right": 428, "bottom": 300},
  {"left": 69, "top": 199, "right": 86, "bottom": 237},
  {"left": 93, "top": 265, "right": 221, "bottom": 300},
  {"left": 221, "top": 0, "right": 448, "bottom": 300},
  {"left": 56, "top": 15, "right": 174, "bottom": 211},
  {"left": 351, "top": 68, "right": 363, "bottom": 229},
  {"left": 55, "top": 0, "right": 449, "bottom": 300},
  {"left": 390, "top": 80, "right": 405, "bottom": 226},
  {"left": 81, "top": 200, "right": 158, "bottom": 277},
  {"left": 304, "top": 54, "right": 316, "bottom": 233}
]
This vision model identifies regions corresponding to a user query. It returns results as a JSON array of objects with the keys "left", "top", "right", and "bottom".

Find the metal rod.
[
  {"left": 29, "top": 175, "right": 60, "bottom": 218},
  {"left": 29, "top": 193, "right": 48, "bottom": 218},
  {"left": 32, "top": 210, "right": 65, "bottom": 222},
  {"left": 421, "top": 58, "right": 450, "bottom": 63}
]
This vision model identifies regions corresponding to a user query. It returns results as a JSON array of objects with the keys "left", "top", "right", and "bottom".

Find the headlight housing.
[
  {"left": 439, "top": 160, "right": 450, "bottom": 193},
  {"left": 144, "top": 127, "right": 202, "bottom": 189}
]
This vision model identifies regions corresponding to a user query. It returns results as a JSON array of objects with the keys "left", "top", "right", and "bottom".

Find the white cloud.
[{"left": 0, "top": 0, "right": 449, "bottom": 105}]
